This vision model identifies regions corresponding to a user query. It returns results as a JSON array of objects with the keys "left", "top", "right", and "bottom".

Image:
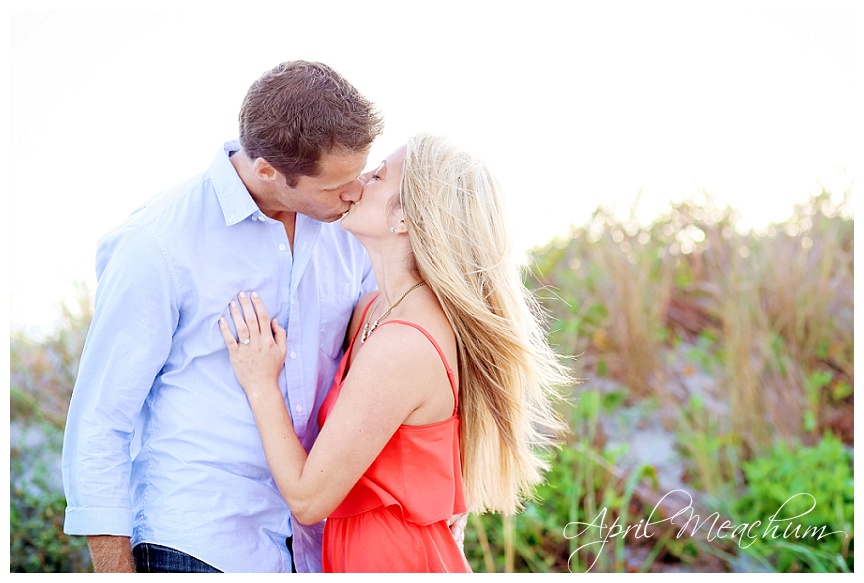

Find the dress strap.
[{"left": 376, "top": 320, "right": 458, "bottom": 415}]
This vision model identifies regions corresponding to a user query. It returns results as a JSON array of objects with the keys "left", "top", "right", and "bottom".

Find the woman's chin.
[{"left": 339, "top": 212, "right": 354, "bottom": 232}]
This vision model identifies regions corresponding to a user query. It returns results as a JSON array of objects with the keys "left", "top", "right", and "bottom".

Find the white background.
[{"left": 5, "top": 0, "right": 861, "bottom": 337}]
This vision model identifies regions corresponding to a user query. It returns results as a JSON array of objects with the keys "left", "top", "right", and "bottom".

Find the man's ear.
[{"left": 252, "top": 157, "right": 281, "bottom": 183}]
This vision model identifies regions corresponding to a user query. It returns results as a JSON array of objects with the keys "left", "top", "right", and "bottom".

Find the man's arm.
[
  {"left": 87, "top": 536, "right": 135, "bottom": 573},
  {"left": 62, "top": 225, "right": 177, "bottom": 544}
]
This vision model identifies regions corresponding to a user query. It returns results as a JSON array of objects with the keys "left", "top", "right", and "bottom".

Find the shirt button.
[
  {"left": 295, "top": 404, "right": 303, "bottom": 414},
  {"left": 278, "top": 244, "right": 287, "bottom": 251},
  {"left": 290, "top": 351, "right": 297, "bottom": 359}
]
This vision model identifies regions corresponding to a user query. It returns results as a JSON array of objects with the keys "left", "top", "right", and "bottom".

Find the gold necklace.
[{"left": 360, "top": 281, "right": 427, "bottom": 343}]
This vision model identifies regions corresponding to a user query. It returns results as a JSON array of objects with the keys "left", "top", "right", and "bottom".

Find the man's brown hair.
[{"left": 238, "top": 61, "right": 384, "bottom": 186}]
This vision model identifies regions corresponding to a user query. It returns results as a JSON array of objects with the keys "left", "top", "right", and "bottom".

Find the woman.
[{"left": 219, "top": 133, "right": 569, "bottom": 572}]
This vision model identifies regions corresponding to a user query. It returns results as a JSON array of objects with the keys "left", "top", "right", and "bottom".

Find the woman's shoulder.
[
  {"left": 356, "top": 313, "right": 458, "bottom": 425},
  {"left": 355, "top": 290, "right": 379, "bottom": 313},
  {"left": 356, "top": 321, "right": 449, "bottom": 378},
  {"left": 374, "top": 304, "right": 457, "bottom": 374}
]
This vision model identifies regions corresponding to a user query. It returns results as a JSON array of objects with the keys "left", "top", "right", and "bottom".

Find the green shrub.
[
  {"left": 10, "top": 286, "right": 94, "bottom": 572},
  {"left": 464, "top": 389, "right": 665, "bottom": 573},
  {"left": 730, "top": 433, "right": 853, "bottom": 572},
  {"left": 10, "top": 422, "right": 91, "bottom": 572}
]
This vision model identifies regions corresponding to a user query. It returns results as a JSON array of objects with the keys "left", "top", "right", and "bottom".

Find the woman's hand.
[{"left": 218, "top": 291, "right": 287, "bottom": 398}]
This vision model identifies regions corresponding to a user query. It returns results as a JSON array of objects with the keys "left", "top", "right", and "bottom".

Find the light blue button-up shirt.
[{"left": 62, "top": 141, "right": 375, "bottom": 572}]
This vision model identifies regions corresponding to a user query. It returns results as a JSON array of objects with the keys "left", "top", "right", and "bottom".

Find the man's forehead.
[
  {"left": 308, "top": 149, "right": 368, "bottom": 186},
  {"left": 322, "top": 149, "right": 368, "bottom": 171}
]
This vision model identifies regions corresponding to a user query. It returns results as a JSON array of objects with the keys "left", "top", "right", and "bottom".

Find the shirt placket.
[
  {"left": 254, "top": 213, "right": 300, "bottom": 429},
  {"left": 280, "top": 216, "right": 321, "bottom": 438}
]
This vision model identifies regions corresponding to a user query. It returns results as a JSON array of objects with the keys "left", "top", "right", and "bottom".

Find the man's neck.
[{"left": 229, "top": 150, "right": 297, "bottom": 250}]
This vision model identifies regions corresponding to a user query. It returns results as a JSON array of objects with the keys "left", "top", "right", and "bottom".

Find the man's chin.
[{"left": 312, "top": 211, "right": 343, "bottom": 224}]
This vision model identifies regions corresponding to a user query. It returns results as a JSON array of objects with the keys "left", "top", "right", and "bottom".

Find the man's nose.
[{"left": 341, "top": 179, "right": 362, "bottom": 202}]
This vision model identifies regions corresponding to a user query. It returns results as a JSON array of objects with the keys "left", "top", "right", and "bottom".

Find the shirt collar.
[{"left": 211, "top": 140, "right": 261, "bottom": 226}]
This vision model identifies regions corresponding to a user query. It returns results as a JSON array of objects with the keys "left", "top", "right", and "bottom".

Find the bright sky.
[{"left": 5, "top": 0, "right": 860, "bottom": 337}]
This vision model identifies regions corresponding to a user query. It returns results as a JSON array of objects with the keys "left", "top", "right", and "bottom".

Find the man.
[{"left": 62, "top": 61, "right": 383, "bottom": 573}]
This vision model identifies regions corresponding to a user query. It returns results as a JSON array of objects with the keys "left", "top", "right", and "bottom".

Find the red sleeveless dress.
[{"left": 318, "top": 297, "right": 470, "bottom": 572}]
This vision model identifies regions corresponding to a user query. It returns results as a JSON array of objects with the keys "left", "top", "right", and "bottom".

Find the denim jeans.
[{"left": 133, "top": 543, "right": 222, "bottom": 573}]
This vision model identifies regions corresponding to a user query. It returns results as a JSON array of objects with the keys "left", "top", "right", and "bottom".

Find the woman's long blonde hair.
[{"left": 400, "top": 133, "right": 569, "bottom": 515}]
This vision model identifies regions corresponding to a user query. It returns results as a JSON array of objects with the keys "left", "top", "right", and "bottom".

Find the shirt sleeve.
[
  {"left": 290, "top": 516, "right": 325, "bottom": 573},
  {"left": 62, "top": 223, "right": 179, "bottom": 536}
]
